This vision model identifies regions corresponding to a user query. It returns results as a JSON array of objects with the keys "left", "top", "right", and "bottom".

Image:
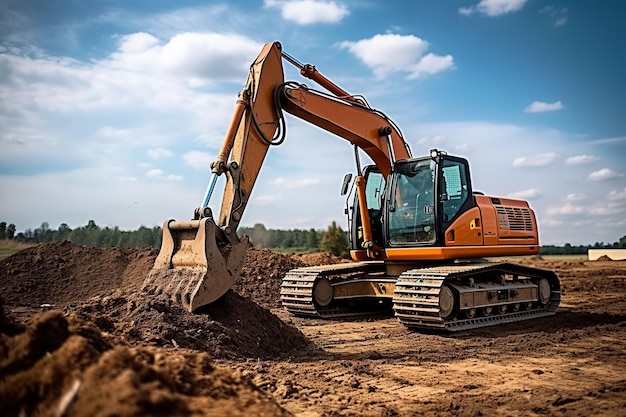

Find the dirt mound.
[
  {"left": 0, "top": 241, "right": 367, "bottom": 415},
  {"left": 67, "top": 289, "right": 308, "bottom": 359},
  {"left": 234, "top": 249, "right": 350, "bottom": 309},
  {"left": 234, "top": 249, "right": 307, "bottom": 309},
  {"left": 293, "top": 252, "right": 350, "bottom": 266},
  {"left": 0, "top": 242, "right": 345, "bottom": 310},
  {"left": 596, "top": 254, "right": 613, "bottom": 261},
  {"left": 1, "top": 241, "right": 157, "bottom": 307},
  {"left": 1, "top": 242, "right": 310, "bottom": 359},
  {"left": 0, "top": 306, "right": 289, "bottom": 417}
]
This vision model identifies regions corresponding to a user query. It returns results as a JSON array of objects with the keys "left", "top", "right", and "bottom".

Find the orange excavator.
[{"left": 143, "top": 41, "right": 560, "bottom": 331}]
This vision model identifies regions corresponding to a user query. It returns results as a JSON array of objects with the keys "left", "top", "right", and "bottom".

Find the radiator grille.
[{"left": 496, "top": 206, "right": 534, "bottom": 231}]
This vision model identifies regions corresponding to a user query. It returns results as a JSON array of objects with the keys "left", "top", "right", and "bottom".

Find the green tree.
[
  {"left": 135, "top": 225, "right": 156, "bottom": 247},
  {"left": 35, "top": 222, "right": 54, "bottom": 243},
  {"left": 269, "top": 229, "right": 285, "bottom": 248},
  {"left": 57, "top": 223, "right": 72, "bottom": 240},
  {"left": 320, "top": 221, "right": 349, "bottom": 257},
  {"left": 7, "top": 224, "right": 16, "bottom": 239},
  {"left": 0, "top": 222, "right": 6, "bottom": 239},
  {"left": 306, "top": 228, "right": 320, "bottom": 250}
]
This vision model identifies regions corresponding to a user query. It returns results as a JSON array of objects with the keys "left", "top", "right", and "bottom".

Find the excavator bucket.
[{"left": 142, "top": 217, "right": 248, "bottom": 312}]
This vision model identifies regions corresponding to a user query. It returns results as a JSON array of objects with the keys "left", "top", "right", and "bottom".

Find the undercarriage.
[{"left": 280, "top": 261, "right": 560, "bottom": 331}]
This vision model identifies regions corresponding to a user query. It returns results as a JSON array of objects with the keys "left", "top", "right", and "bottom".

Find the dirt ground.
[{"left": 1, "top": 242, "right": 625, "bottom": 416}]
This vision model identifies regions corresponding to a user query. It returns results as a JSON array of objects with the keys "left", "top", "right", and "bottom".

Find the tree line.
[
  {"left": 539, "top": 238, "right": 626, "bottom": 255},
  {"left": 2, "top": 220, "right": 162, "bottom": 249},
  {"left": 238, "top": 222, "right": 348, "bottom": 255},
  {"left": 1, "top": 220, "right": 624, "bottom": 257},
  {"left": 0, "top": 220, "right": 350, "bottom": 256}
]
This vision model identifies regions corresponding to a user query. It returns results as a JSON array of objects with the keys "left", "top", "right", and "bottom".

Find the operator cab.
[{"left": 347, "top": 149, "right": 475, "bottom": 250}]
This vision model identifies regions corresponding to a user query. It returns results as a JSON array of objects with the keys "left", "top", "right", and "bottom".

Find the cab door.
[
  {"left": 385, "top": 158, "right": 437, "bottom": 246},
  {"left": 347, "top": 166, "right": 386, "bottom": 251}
]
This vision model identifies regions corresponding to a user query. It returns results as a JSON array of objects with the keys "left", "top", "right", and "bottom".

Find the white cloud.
[
  {"left": 540, "top": 6, "right": 568, "bottom": 27},
  {"left": 416, "top": 135, "right": 447, "bottom": 147},
  {"left": 159, "top": 33, "right": 262, "bottom": 81},
  {"left": 339, "top": 34, "right": 454, "bottom": 79},
  {"left": 454, "top": 142, "right": 470, "bottom": 153},
  {"left": 0, "top": 31, "right": 263, "bottom": 183},
  {"left": 565, "top": 155, "right": 600, "bottom": 165},
  {"left": 271, "top": 177, "right": 320, "bottom": 189},
  {"left": 591, "top": 136, "right": 626, "bottom": 145},
  {"left": 104, "top": 32, "right": 263, "bottom": 84},
  {"left": 264, "top": 0, "right": 348, "bottom": 25},
  {"left": 412, "top": 53, "right": 455, "bottom": 78},
  {"left": 512, "top": 152, "right": 557, "bottom": 167},
  {"left": 524, "top": 100, "right": 564, "bottom": 113},
  {"left": 115, "top": 176, "right": 138, "bottom": 182},
  {"left": 144, "top": 169, "right": 183, "bottom": 181},
  {"left": 589, "top": 202, "right": 623, "bottom": 216},
  {"left": 289, "top": 178, "right": 320, "bottom": 188},
  {"left": 118, "top": 32, "right": 160, "bottom": 53},
  {"left": 98, "top": 126, "right": 131, "bottom": 139},
  {"left": 148, "top": 148, "right": 174, "bottom": 160},
  {"left": 253, "top": 194, "right": 283, "bottom": 206},
  {"left": 459, "top": 0, "right": 527, "bottom": 17},
  {"left": 554, "top": 16, "right": 568, "bottom": 27},
  {"left": 608, "top": 187, "right": 626, "bottom": 200},
  {"left": 183, "top": 151, "right": 212, "bottom": 170},
  {"left": 508, "top": 188, "right": 542, "bottom": 199},
  {"left": 541, "top": 218, "right": 563, "bottom": 227},
  {"left": 566, "top": 193, "right": 586, "bottom": 201},
  {"left": 544, "top": 200, "right": 624, "bottom": 231},
  {"left": 546, "top": 203, "right": 586, "bottom": 216},
  {"left": 587, "top": 168, "right": 623, "bottom": 181}
]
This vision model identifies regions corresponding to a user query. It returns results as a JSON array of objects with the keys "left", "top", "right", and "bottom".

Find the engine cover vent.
[{"left": 496, "top": 206, "right": 534, "bottom": 231}]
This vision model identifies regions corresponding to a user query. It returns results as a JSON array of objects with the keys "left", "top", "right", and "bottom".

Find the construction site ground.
[{"left": 1, "top": 241, "right": 625, "bottom": 416}]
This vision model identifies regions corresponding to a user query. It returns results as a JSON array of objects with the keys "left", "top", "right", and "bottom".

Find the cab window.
[
  {"left": 388, "top": 160, "right": 436, "bottom": 245},
  {"left": 441, "top": 160, "right": 470, "bottom": 223},
  {"left": 365, "top": 171, "right": 385, "bottom": 210}
]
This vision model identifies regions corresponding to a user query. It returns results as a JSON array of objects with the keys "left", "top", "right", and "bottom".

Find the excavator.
[{"left": 143, "top": 41, "right": 560, "bottom": 331}]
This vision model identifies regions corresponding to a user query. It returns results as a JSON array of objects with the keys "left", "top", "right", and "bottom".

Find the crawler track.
[
  {"left": 393, "top": 262, "right": 561, "bottom": 331},
  {"left": 280, "top": 262, "right": 390, "bottom": 317}
]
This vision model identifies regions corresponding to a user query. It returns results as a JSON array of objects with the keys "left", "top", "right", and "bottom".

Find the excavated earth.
[{"left": 1, "top": 241, "right": 626, "bottom": 416}]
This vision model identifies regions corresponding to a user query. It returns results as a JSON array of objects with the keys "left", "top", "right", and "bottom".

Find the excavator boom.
[{"left": 143, "top": 41, "right": 410, "bottom": 311}]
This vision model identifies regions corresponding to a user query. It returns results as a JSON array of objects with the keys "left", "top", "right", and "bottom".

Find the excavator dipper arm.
[{"left": 143, "top": 42, "right": 285, "bottom": 311}]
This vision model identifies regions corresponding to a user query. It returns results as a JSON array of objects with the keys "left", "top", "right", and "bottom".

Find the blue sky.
[{"left": 1, "top": 0, "right": 625, "bottom": 245}]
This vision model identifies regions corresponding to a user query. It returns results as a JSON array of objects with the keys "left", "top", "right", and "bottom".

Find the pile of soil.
[
  {"left": 234, "top": 249, "right": 349, "bottom": 309},
  {"left": 234, "top": 249, "right": 307, "bottom": 309},
  {"left": 0, "top": 242, "right": 311, "bottom": 359},
  {"left": 0, "top": 241, "right": 315, "bottom": 416},
  {"left": 0, "top": 305, "right": 289, "bottom": 417},
  {"left": 1, "top": 241, "right": 157, "bottom": 306}
]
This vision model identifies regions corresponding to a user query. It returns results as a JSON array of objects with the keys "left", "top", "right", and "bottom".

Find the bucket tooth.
[{"left": 143, "top": 217, "right": 248, "bottom": 312}]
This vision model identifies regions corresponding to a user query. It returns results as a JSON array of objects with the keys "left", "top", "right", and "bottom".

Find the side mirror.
[{"left": 340, "top": 173, "right": 353, "bottom": 196}]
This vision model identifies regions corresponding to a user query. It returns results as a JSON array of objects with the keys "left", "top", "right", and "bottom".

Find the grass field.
[
  {"left": 0, "top": 240, "right": 34, "bottom": 260},
  {"left": 487, "top": 254, "right": 589, "bottom": 262},
  {"left": 539, "top": 254, "right": 588, "bottom": 261}
]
